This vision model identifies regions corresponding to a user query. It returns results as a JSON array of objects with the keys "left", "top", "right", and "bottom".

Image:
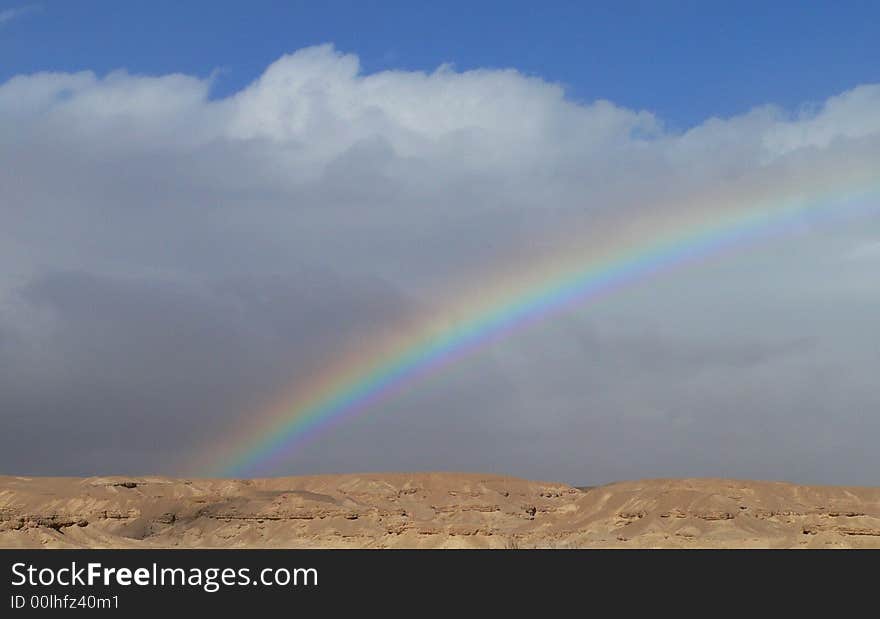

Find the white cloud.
[{"left": 763, "top": 85, "right": 880, "bottom": 158}]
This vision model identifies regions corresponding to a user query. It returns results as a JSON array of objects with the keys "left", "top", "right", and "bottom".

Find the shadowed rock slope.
[{"left": 2, "top": 474, "right": 880, "bottom": 548}]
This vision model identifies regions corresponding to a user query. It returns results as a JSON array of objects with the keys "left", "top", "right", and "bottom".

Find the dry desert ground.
[{"left": 2, "top": 473, "right": 880, "bottom": 548}]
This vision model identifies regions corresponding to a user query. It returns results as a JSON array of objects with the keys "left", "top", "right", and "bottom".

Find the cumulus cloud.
[{"left": 1, "top": 45, "right": 879, "bottom": 483}]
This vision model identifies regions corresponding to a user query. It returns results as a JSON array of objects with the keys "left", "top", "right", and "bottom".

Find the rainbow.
[{"left": 198, "top": 167, "right": 878, "bottom": 477}]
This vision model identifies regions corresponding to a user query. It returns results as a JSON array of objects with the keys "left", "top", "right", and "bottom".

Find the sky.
[
  {"left": 1, "top": 1, "right": 879, "bottom": 484},
  {"left": 3, "top": 1, "right": 879, "bottom": 128}
]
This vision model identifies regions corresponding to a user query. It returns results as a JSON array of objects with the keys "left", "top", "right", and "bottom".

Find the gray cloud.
[{"left": 1, "top": 45, "right": 879, "bottom": 484}]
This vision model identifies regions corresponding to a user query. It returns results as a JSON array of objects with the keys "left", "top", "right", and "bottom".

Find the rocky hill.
[{"left": 2, "top": 473, "right": 880, "bottom": 548}]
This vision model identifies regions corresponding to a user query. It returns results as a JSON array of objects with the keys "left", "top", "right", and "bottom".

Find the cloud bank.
[{"left": 1, "top": 45, "right": 879, "bottom": 483}]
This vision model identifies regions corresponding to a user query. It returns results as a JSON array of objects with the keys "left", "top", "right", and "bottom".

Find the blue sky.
[{"left": 2, "top": 0, "right": 878, "bottom": 129}]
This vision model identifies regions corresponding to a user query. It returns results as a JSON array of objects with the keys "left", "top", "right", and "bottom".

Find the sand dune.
[{"left": 2, "top": 473, "right": 880, "bottom": 548}]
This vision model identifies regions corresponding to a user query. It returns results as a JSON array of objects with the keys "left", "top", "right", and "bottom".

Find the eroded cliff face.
[{"left": 2, "top": 473, "right": 880, "bottom": 548}]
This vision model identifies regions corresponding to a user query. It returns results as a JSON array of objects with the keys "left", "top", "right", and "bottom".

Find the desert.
[{"left": 2, "top": 473, "right": 880, "bottom": 549}]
